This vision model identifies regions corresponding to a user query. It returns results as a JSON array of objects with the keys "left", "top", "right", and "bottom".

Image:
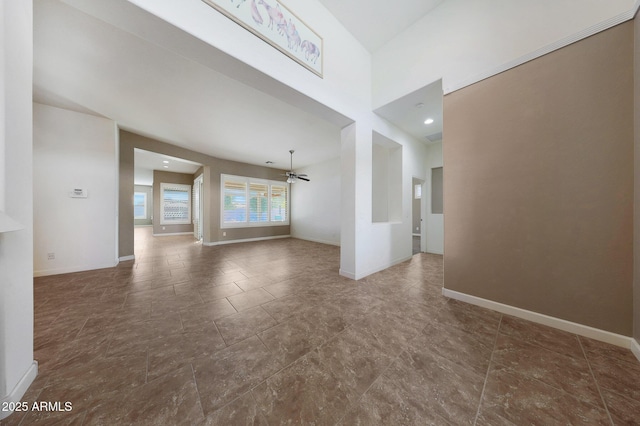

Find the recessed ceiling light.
[
  {"left": 163, "top": 165, "right": 169, "bottom": 168},
  {"left": 424, "top": 118, "right": 434, "bottom": 125},
  {"left": 163, "top": 160, "right": 169, "bottom": 164},
  {"left": 415, "top": 103, "right": 424, "bottom": 108}
]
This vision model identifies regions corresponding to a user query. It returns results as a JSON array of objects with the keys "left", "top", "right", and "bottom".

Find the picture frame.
[{"left": 202, "top": 0, "right": 323, "bottom": 78}]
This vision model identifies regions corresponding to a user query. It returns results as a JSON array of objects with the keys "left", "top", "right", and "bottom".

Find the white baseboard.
[
  {"left": 345, "top": 255, "right": 413, "bottom": 281},
  {"left": 292, "top": 235, "right": 340, "bottom": 247},
  {"left": 203, "top": 235, "right": 290, "bottom": 246},
  {"left": 33, "top": 261, "right": 119, "bottom": 277},
  {"left": 442, "top": 288, "right": 633, "bottom": 349},
  {"left": 118, "top": 255, "right": 135, "bottom": 262},
  {"left": 339, "top": 269, "right": 356, "bottom": 280},
  {"left": 0, "top": 361, "right": 38, "bottom": 420},
  {"left": 632, "top": 338, "right": 640, "bottom": 363},
  {"left": 152, "top": 232, "right": 194, "bottom": 237}
]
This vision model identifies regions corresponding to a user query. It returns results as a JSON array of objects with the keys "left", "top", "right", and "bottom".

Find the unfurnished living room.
[{"left": 2, "top": 0, "right": 640, "bottom": 424}]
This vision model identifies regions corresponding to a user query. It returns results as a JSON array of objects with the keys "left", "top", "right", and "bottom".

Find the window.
[
  {"left": 160, "top": 183, "right": 191, "bottom": 225},
  {"left": 133, "top": 192, "right": 147, "bottom": 219},
  {"left": 414, "top": 184, "right": 422, "bottom": 199},
  {"left": 221, "top": 174, "right": 288, "bottom": 227},
  {"left": 431, "top": 167, "right": 443, "bottom": 214}
]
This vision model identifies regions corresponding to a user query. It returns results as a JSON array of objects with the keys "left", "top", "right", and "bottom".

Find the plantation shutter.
[
  {"left": 271, "top": 185, "right": 287, "bottom": 223},
  {"left": 223, "top": 179, "right": 247, "bottom": 224},
  {"left": 249, "top": 183, "right": 269, "bottom": 223}
]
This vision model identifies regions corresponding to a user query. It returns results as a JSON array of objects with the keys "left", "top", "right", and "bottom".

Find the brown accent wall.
[
  {"left": 443, "top": 23, "right": 634, "bottom": 335},
  {"left": 118, "top": 131, "right": 290, "bottom": 258},
  {"left": 119, "top": 140, "right": 135, "bottom": 258},
  {"left": 153, "top": 171, "right": 194, "bottom": 235}
]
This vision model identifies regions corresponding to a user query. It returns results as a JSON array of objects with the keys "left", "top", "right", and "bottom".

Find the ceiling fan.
[{"left": 284, "top": 150, "right": 310, "bottom": 183}]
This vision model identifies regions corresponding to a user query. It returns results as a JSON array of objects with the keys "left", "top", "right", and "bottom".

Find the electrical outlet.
[
  {"left": 223, "top": 231, "right": 226, "bottom": 237},
  {"left": 47, "top": 252, "right": 55, "bottom": 260},
  {"left": 162, "top": 226, "right": 166, "bottom": 230}
]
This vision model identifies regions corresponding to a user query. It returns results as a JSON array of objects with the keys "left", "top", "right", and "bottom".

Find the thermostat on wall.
[{"left": 69, "top": 188, "right": 88, "bottom": 198}]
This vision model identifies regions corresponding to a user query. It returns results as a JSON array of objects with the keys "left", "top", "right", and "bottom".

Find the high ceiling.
[
  {"left": 317, "top": 0, "right": 446, "bottom": 52},
  {"left": 34, "top": 0, "right": 346, "bottom": 171}
]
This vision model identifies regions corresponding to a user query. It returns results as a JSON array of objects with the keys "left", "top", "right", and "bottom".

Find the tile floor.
[{"left": 3, "top": 227, "right": 640, "bottom": 425}]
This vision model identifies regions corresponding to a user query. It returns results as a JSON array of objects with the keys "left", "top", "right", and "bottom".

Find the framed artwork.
[{"left": 202, "top": 0, "right": 323, "bottom": 77}]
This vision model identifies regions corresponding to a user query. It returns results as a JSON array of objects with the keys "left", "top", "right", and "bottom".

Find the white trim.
[
  {"left": 426, "top": 249, "right": 444, "bottom": 255},
  {"left": 34, "top": 261, "right": 119, "bottom": 277},
  {"left": 0, "top": 361, "right": 38, "bottom": 420},
  {"left": 339, "top": 269, "right": 356, "bottom": 280},
  {"left": 292, "top": 236, "right": 340, "bottom": 246},
  {"left": 119, "top": 255, "right": 135, "bottom": 262},
  {"left": 203, "top": 234, "right": 290, "bottom": 246},
  {"left": 632, "top": 338, "right": 640, "bottom": 363},
  {"left": 152, "top": 232, "right": 194, "bottom": 237},
  {"left": 442, "top": 288, "right": 633, "bottom": 349},
  {"left": 444, "top": 9, "right": 637, "bottom": 95},
  {"left": 347, "top": 255, "right": 413, "bottom": 281}
]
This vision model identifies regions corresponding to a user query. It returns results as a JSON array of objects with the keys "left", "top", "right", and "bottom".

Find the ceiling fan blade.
[
  {"left": 297, "top": 174, "right": 308, "bottom": 177},
  {"left": 297, "top": 176, "right": 310, "bottom": 182}
]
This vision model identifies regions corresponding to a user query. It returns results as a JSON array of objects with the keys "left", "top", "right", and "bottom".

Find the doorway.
[{"left": 412, "top": 177, "right": 425, "bottom": 254}]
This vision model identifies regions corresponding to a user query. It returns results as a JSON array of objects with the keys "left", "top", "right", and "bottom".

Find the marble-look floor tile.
[
  {"left": 601, "top": 388, "right": 640, "bottom": 425},
  {"left": 587, "top": 351, "right": 640, "bottom": 401},
  {"left": 82, "top": 365, "right": 204, "bottom": 425},
  {"left": 499, "top": 315, "right": 583, "bottom": 358},
  {"left": 199, "top": 392, "right": 268, "bottom": 426},
  {"left": 196, "top": 282, "right": 244, "bottom": 302},
  {"left": 315, "top": 327, "right": 394, "bottom": 402},
  {"left": 338, "top": 372, "right": 451, "bottom": 426},
  {"left": 432, "top": 300, "right": 501, "bottom": 346},
  {"left": 580, "top": 336, "right": 640, "bottom": 365},
  {"left": 258, "top": 317, "right": 334, "bottom": 366},
  {"left": 179, "top": 299, "right": 237, "bottom": 331},
  {"left": 214, "top": 306, "right": 278, "bottom": 346},
  {"left": 480, "top": 366, "right": 610, "bottom": 425},
  {"left": 382, "top": 348, "right": 485, "bottom": 425},
  {"left": 193, "top": 335, "right": 281, "bottom": 415},
  {"left": 251, "top": 353, "right": 351, "bottom": 425},
  {"left": 22, "top": 232, "right": 640, "bottom": 426},
  {"left": 227, "top": 288, "right": 275, "bottom": 311},
  {"left": 492, "top": 334, "right": 602, "bottom": 406},
  {"left": 147, "top": 327, "right": 227, "bottom": 380},
  {"left": 410, "top": 320, "right": 493, "bottom": 377},
  {"left": 260, "top": 294, "right": 312, "bottom": 322}
]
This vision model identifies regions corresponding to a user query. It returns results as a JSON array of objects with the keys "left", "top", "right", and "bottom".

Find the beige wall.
[
  {"left": 119, "top": 139, "right": 135, "bottom": 258},
  {"left": 119, "top": 131, "right": 290, "bottom": 258},
  {"left": 443, "top": 23, "right": 634, "bottom": 335}
]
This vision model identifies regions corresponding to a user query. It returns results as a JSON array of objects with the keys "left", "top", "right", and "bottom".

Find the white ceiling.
[
  {"left": 317, "top": 0, "right": 446, "bottom": 52},
  {"left": 134, "top": 149, "right": 202, "bottom": 186},
  {"left": 374, "top": 80, "right": 443, "bottom": 143},
  {"left": 33, "top": 0, "right": 447, "bottom": 174},
  {"left": 33, "top": 0, "right": 346, "bottom": 171}
]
